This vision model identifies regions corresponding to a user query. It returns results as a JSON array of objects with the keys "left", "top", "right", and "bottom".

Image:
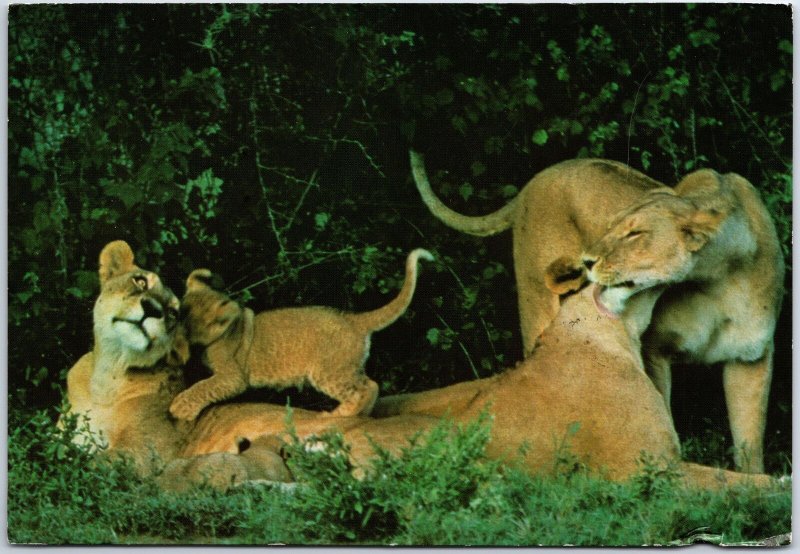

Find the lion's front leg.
[
  {"left": 169, "top": 374, "right": 248, "bottom": 421},
  {"left": 643, "top": 349, "right": 673, "bottom": 419},
  {"left": 516, "top": 280, "right": 560, "bottom": 357},
  {"left": 722, "top": 346, "right": 773, "bottom": 473},
  {"left": 327, "top": 379, "right": 379, "bottom": 417}
]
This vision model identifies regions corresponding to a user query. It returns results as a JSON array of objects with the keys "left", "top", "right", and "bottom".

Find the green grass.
[{"left": 8, "top": 409, "right": 791, "bottom": 546}]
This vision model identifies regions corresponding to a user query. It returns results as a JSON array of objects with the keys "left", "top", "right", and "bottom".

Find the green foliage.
[
  {"left": 8, "top": 4, "right": 791, "bottom": 470},
  {"left": 283, "top": 413, "right": 499, "bottom": 543},
  {"left": 8, "top": 411, "right": 790, "bottom": 545},
  {"left": 8, "top": 408, "right": 141, "bottom": 543},
  {"left": 7, "top": 408, "right": 299, "bottom": 544}
]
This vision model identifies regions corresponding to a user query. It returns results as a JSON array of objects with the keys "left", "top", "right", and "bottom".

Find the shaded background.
[{"left": 8, "top": 4, "right": 791, "bottom": 471}]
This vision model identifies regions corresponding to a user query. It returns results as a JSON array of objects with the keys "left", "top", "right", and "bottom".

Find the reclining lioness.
[{"left": 65, "top": 241, "right": 776, "bottom": 491}]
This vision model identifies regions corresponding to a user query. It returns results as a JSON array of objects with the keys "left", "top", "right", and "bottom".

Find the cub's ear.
[
  {"left": 545, "top": 257, "right": 587, "bottom": 296},
  {"left": 99, "top": 240, "right": 138, "bottom": 285},
  {"left": 186, "top": 269, "right": 214, "bottom": 293},
  {"left": 235, "top": 436, "right": 251, "bottom": 454},
  {"left": 681, "top": 208, "right": 725, "bottom": 252},
  {"left": 236, "top": 434, "right": 284, "bottom": 454},
  {"left": 249, "top": 434, "right": 286, "bottom": 454},
  {"left": 166, "top": 325, "right": 191, "bottom": 367}
]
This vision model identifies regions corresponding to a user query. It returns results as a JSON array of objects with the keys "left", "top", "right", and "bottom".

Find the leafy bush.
[
  {"left": 7, "top": 408, "right": 298, "bottom": 544},
  {"left": 8, "top": 408, "right": 142, "bottom": 544},
  {"left": 281, "top": 412, "right": 501, "bottom": 543}
]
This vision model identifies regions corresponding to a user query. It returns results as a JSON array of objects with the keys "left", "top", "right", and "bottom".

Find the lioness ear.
[
  {"left": 99, "top": 240, "right": 139, "bottom": 285},
  {"left": 674, "top": 169, "right": 722, "bottom": 197},
  {"left": 186, "top": 269, "right": 214, "bottom": 293},
  {"left": 249, "top": 434, "right": 286, "bottom": 454},
  {"left": 167, "top": 325, "right": 191, "bottom": 367},
  {"left": 545, "top": 257, "right": 587, "bottom": 296},
  {"left": 681, "top": 209, "right": 725, "bottom": 252}
]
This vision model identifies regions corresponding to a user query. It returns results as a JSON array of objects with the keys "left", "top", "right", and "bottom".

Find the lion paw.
[
  {"left": 328, "top": 382, "right": 378, "bottom": 417},
  {"left": 169, "top": 393, "right": 202, "bottom": 421}
]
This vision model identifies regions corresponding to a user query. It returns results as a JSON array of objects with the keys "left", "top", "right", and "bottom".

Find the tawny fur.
[
  {"left": 65, "top": 241, "right": 780, "bottom": 493},
  {"left": 581, "top": 169, "right": 784, "bottom": 473},
  {"left": 156, "top": 434, "right": 292, "bottom": 493},
  {"left": 410, "top": 150, "right": 669, "bottom": 355},
  {"left": 168, "top": 249, "right": 434, "bottom": 421}
]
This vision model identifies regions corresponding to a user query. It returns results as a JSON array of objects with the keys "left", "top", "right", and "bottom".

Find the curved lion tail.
[
  {"left": 410, "top": 150, "right": 517, "bottom": 237},
  {"left": 350, "top": 248, "right": 434, "bottom": 333}
]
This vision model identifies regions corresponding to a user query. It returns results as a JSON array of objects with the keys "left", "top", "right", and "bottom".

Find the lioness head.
[
  {"left": 581, "top": 189, "right": 725, "bottom": 316},
  {"left": 93, "top": 240, "right": 186, "bottom": 367},
  {"left": 182, "top": 269, "right": 244, "bottom": 346}
]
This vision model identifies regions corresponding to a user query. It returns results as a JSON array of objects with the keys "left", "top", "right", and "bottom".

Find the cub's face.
[
  {"left": 582, "top": 193, "right": 700, "bottom": 315},
  {"left": 93, "top": 241, "right": 182, "bottom": 366},
  {"left": 182, "top": 270, "right": 243, "bottom": 346}
]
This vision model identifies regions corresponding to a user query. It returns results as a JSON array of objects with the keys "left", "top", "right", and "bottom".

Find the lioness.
[
  {"left": 169, "top": 249, "right": 433, "bottom": 421},
  {"left": 66, "top": 241, "right": 774, "bottom": 491},
  {"left": 582, "top": 169, "right": 784, "bottom": 473},
  {"left": 409, "top": 150, "right": 670, "bottom": 355}
]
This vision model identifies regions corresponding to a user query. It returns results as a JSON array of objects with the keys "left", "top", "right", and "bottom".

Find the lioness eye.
[
  {"left": 132, "top": 275, "right": 148, "bottom": 290},
  {"left": 625, "top": 230, "right": 643, "bottom": 240}
]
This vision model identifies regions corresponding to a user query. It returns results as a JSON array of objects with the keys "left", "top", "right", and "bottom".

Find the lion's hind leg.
[{"left": 324, "top": 376, "right": 379, "bottom": 417}]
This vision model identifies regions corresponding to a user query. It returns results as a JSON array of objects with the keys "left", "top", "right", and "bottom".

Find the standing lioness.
[
  {"left": 410, "top": 150, "right": 669, "bottom": 354},
  {"left": 582, "top": 169, "right": 784, "bottom": 473}
]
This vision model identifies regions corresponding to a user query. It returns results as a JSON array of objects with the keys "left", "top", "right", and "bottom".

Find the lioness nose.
[
  {"left": 583, "top": 258, "right": 596, "bottom": 271},
  {"left": 141, "top": 298, "right": 164, "bottom": 320}
]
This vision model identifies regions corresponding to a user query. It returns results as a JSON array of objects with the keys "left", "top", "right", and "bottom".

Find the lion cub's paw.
[
  {"left": 169, "top": 392, "right": 203, "bottom": 421},
  {"left": 326, "top": 381, "right": 379, "bottom": 418}
]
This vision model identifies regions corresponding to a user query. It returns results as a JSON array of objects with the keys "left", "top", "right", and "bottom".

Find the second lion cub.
[{"left": 169, "top": 249, "right": 433, "bottom": 420}]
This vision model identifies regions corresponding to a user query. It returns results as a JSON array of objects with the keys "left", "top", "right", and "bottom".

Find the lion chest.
[{"left": 648, "top": 278, "right": 774, "bottom": 364}]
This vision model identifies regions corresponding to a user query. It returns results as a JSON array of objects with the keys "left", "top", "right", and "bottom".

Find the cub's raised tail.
[
  {"left": 349, "top": 248, "right": 434, "bottom": 333},
  {"left": 410, "top": 150, "right": 517, "bottom": 237}
]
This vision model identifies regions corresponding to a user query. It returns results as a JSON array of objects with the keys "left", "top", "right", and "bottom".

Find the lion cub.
[{"left": 169, "top": 249, "right": 433, "bottom": 421}]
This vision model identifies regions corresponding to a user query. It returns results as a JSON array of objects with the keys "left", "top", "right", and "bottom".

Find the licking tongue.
[{"left": 592, "top": 284, "right": 620, "bottom": 319}]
